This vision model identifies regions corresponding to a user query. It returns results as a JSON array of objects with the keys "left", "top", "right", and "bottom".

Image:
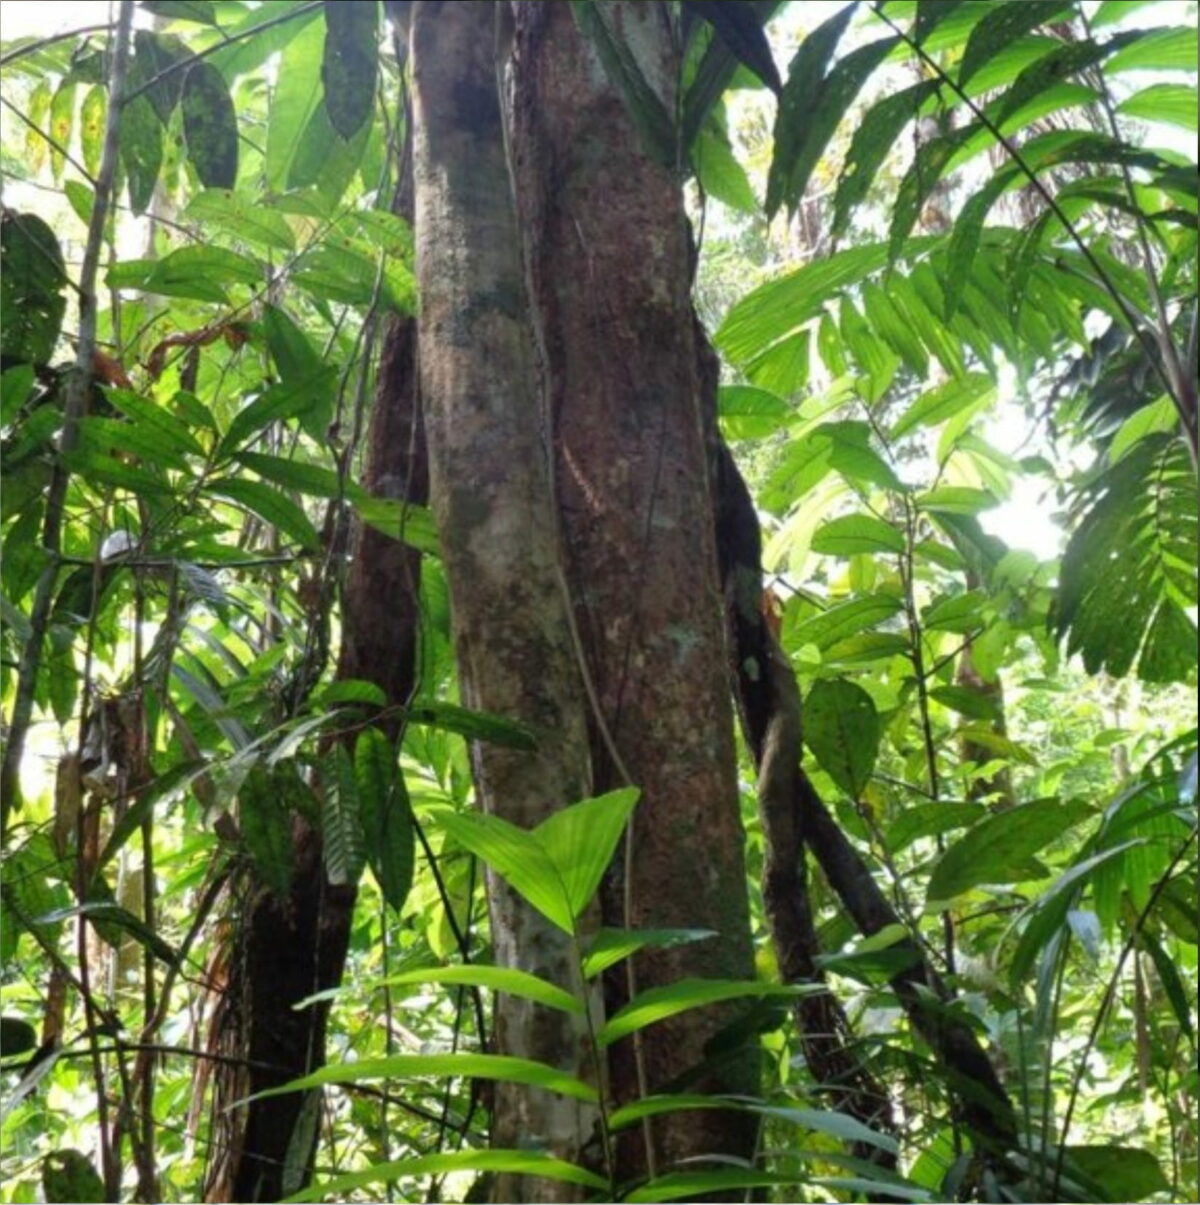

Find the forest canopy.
[{"left": 0, "top": 1, "right": 1196, "bottom": 1203}]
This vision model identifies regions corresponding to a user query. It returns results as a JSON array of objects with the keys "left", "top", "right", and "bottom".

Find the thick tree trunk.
[
  {"left": 509, "top": 0, "right": 758, "bottom": 1178},
  {"left": 410, "top": 3, "right": 600, "bottom": 1198},
  {"left": 204, "top": 120, "right": 427, "bottom": 1203}
]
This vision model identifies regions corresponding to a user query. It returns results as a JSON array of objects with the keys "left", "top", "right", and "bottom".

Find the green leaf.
[
  {"left": 834, "top": 81, "right": 939, "bottom": 237},
  {"left": 133, "top": 30, "right": 189, "bottom": 124},
  {"left": 325, "top": 745, "right": 367, "bottom": 888},
  {"left": 218, "top": 370, "right": 338, "bottom": 457},
  {"left": 434, "top": 808, "right": 569, "bottom": 931},
  {"left": 685, "top": 1, "right": 782, "bottom": 94},
  {"left": 48, "top": 80, "right": 75, "bottom": 183},
  {"left": 1062, "top": 1147, "right": 1170, "bottom": 1203},
  {"left": 1107, "top": 24, "right": 1199, "bottom": 73},
  {"left": 957, "top": 1, "right": 1071, "bottom": 88},
  {"left": 886, "top": 801, "right": 986, "bottom": 854},
  {"left": 1117, "top": 83, "right": 1198, "bottom": 132},
  {"left": 120, "top": 93, "right": 163, "bottom": 216},
  {"left": 354, "top": 498, "right": 440, "bottom": 555},
  {"left": 582, "top": 927, "right": 716, "bottom": 979},
  {"left": 181, "top": 61, "right": 239, "bottom": 188},
  {"left": 1109, "top": 395, "right": 1178, "bottom": 463},
  {"left": 404, "top": 700, "right": 536, "bottom": 750},
  {"left": 355, "top": 729, "right": 414, "bottom": 913},
  {"left": 717, "top": 384, "right": 789, "bottom": 439},
  {"left": 61, "top": 448, "right": 174, "bottom": 497},
  {"left": 927, "top": 799, "right": 1093, "bottom": 902},
  {"left": 143, "top": 0, "right": 215, "bottom": 21},
  {"left": 693, "top": 124, "right": 757, "bottom": 214},
  {"left": 598, "top": 978, "right": 813, "bottom": 1047},
  {"left": 79, "top": 85, "right": 105, "bottom": 178},
  {"left": 811, "top": 514, "right": 904, "bottom": 557},
  {"left": 766, "top": 3, "right": 855, "bottom": 217},
  {"left": 322, "top": 0, "right": 378, "bottom": 139},
  {"left": 804, "top": 678, "right": 879, "bottom": 798},
  {"left": 184, "top": 190, "right": 296, "bottom": 252},
  {"left": 534, "top": 788, "right": 640, "bottom": 928},
  {"left": 234, "top": 451, "right": 352, "bottom": 499},
  {"left": 915, "top": 486, "right": 998, "bottom": 515},
  {"left": 770, "top": 35, "right": 898, "bottom": 217},
  {"left": 42, "top": 1151, "right": 105, "bottom": 1204},
  {"left": 1140, "top": 928, "right": 1195, "bottom": 1043},
  {"left": 78, "top": 415, "right": 192, "bottom": 473},
  {"left": 266, "top": 17, "right": 325, "bottom": 189},
  {"left": 0, "top": 1016, "right": 38, "bottom": 1058},
  {"left": 283, "top": 1149, "right": 607, "bottom": 1204},
  {"left": 626, "top": 1170, "right": 809, "bottom": 1205},
  {"left": 379, "top": 964, "right": 583, "bottom": 1015},
  {"left": 247, "top": 1052, "right": 598, "bottom": 1105},
  {"left": 789, "top": 594, "right": 904, "bottom": 651},
  {"left": 0, "top": 211, "right": 67, "bottom": 366},
  {"left": 204, "top": 477, "right": 320, "bottom": 549},
  {"left": 108, "top": 245, "right": 260, "bottom": 303},
  {"left": 105, "top": 388, "right": 206, "bottom": 458}
]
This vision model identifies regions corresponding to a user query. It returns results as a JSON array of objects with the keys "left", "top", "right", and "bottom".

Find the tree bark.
[
  {"left": 509, "top": 0, "right": 758, "bottom": 1178},
  {"left": 410, "top": 3, "right": 600, "bottom": 1197}
]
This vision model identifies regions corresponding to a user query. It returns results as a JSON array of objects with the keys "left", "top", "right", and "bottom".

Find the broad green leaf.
[
  {"left": 143, "top": 0, "right": 215, "bottom": 21},
  {"left": 355, "top": 728, "right": 414, "bottom": 913},
  {"left": 48, "top": 81, "right": 75, "bottom": 183},
  {"left": 322, "top": 0, "right": 378, "bottom": 139},
  {"left": 62, "top": 449, "right": 174, "bottom": 497},
  {"left": 23, "top": 79, "right": 50, "bottom": 175},
  {"left": 433, "top": 809, "right": 570, "bottom": 932},
  {"left": 915, "top": 486, "right": 997, "bottom": 515},
  {"left": 533, "top": 788, "right": 640, "bottom": 927},
  {"left": 582, "top": 928, "right": 717, "bottom": 979},
  {"left": 1092, "top": 0, "right": 1159, "bottom": 25},
  {"left": 1062, "top": 1147, "right": 1170, "bottom": 1203},
  {"left": 929, "top": 684, "right": 998, "bottom": 721},
  {"left": 1138, "top": 598, "right": 1198, "bottom": 684},
  {"left": 404, "top": 700, "right": 536, "bottom": 750},
  {"left": 1106, "top": 25, "right": 1199, "bottom": 73},
  {"left": 355, "top": 497, "right": 440, "bottom": 554},
  {"left": 181, "top": 61, "right": 238, "bottom": 188},
  {"left": 804, "top": 678, "right": 879, "bottom": 798},
  {"left": 0, "top": 211, "right": 67, "bottom": 366},
  {"left": 133, "top": 30, "right": 189, "bottom": 123},
  {"left": 378, "top": 964, "right": 583, "bottom": 1015},
  {"left": 862, "top": 280, "right": 928, "bottom": 376},
  {"left": 922, "top": 589, "right": 987, "bottom": 634},
  {"left": 1117, "top": 83, "right": 1198, "bottom": 132},
  {"left": 325, "top": 746, "right": 367, "bottom": 888},
  {"left": 811, "top": 514, "right": 904, "bottom": 557},
  {"left": 766, "top": 3, "right": 855, "bottom": 216},
  {"left": 686, "top": 1, "right": 782, "bottom": 94},
  {"left": 913, "top": 1, "right": 969, "bottom": 45},
  {"left": 283, "top": 1149, "right": 607, "bottom": 1204},
  {"left": 42, "top": 1151, "right": 105, "bottom": 1204},
  {"left": 288, "top": 98, "right": 372, "bottom": 205},
  {"left": 246, "top": 1053, "right": 598, "bottom": 1104},
  {"left": 886, "top": 801, "right": 986, "bottom": 854},
  {"left": 0, "top": 1016, "right": 37, "bottom": 1058},
  {"left": 79, "top": 85, "right": 105, "bottom": 178},
  {"left": 927, "top": 798, "right": 1093, "bottom": 903},
  {"left": 108, "top": 246, "right": 260, "bottom": 303},
  {"left": 105, "top": 388, "right": 206, "bottom": 458},
  {"left": 234, "top": 451, "right": 353, "bottom": 499},
  {"left": 267, "top": 17, "right": 325, "bottom": 189},
  {"left": 755, "top": 1103, "right": 901, "bottom": 1155},
  {"left": 598, "top": 978, "right": 813, "bottom": 1047},
  {"left": 717, "top": 384, "right": 790, "bottom": 439},
  {"left": 1109, "top": 395, "right": 1178, "bottom": 463},
  {"left": 788, "top": 595, "right": 904, "bottom": 651},
  {"left": 263, "top": 304, "right": 326, "bottom": 382},
  {"left": 184, "top": 190, "right": 296, "bottom": 251},
  {"left": 833, "top": 81, "right": 938, "bottom": 237},
  {"left": 1140, "top": 928, "right": 1195, "bottom": 1042},
  {"left": 204, "top": 478, "right": 320, "bottom": 549},
  {"left": 957, "top": 1, "right": 1071, "bottom": 87},
  {"left": 78, "top": 416, "right": 191, "bottom": 473},
  {"left": 218, "top": 370, "right": 338, "bottom": 457},
  {"left": 120, "top": 94, "right": 162, "bottom": 216},
  {"left": 694, "top": 125, "right": 757, "bottom": 214}
]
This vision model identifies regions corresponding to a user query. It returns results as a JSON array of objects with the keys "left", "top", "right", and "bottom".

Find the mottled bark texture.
[
  {"left": 204, "top": 126, "right": 426, "bottom": 1204},
  {"left": 509, "top": 0, "right": 758, "bottom": 1177},
  {"left": 713, "top": 439, "right": 898, "bottom": 1170},
  {"left": 712, "top": 452, "right": 1018, "bottom": 1159},
  {"left": 410, "top": 3, "right": 599, "bottom": 1198}
]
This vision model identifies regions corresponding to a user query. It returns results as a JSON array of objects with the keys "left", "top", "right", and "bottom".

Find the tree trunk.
[
  {"left": 509, "top": 0, "right": 758, "bottom": 1178},
  {"left": 410, "top": 3, "right": 600, "bottom": 1197}
]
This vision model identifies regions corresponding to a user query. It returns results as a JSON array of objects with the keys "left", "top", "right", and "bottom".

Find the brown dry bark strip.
[
  {"left": 509, "top": 0, "right": 759, "bottom": 1180},
  {"left": 410, "top": 2, "right": 599, "bottom": 1197},
  {"left": 712, "top": 449, "right": 1018, "bottom": 1159}
]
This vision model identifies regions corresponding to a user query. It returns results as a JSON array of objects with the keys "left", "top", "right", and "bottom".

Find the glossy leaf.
[{"left": 804, "top": 678, "right": 880, "bottom": 798}]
